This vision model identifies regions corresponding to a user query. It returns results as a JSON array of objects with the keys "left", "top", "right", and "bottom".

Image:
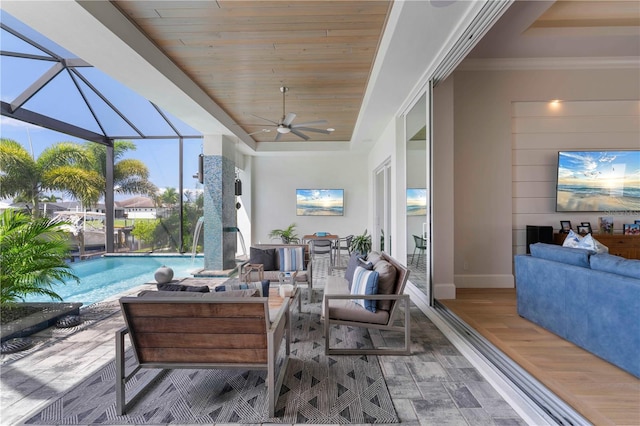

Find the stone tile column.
[{"left": 202, "top": 134, "right": 237, "bottom": 271}]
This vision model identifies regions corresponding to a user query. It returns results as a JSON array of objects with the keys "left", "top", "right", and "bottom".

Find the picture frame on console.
[
  {"left": 560, "top": 220, "right": 572, "bottom": 233},
  {"left": 599, "top": 217, "right": 614, "bottom": 234},
  {"left": 623, "top": 223, "right": 640, "bottom": 235},
  {"left": 577, "top": 225, "right": 590, "bottom": 235},
  {"left": 581, "top": 222, "right": 592, "bottom": 234}
]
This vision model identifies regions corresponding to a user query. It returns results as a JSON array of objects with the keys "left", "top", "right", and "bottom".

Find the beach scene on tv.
[
  {"left": 407, "top": 188, "right": 427, "bottom": 216},
  {"left": 556, "top": 150, "right": 640, "bottom": 212},
  {"left": 296, "top": 189, "right": 344, "bottom": 216}
]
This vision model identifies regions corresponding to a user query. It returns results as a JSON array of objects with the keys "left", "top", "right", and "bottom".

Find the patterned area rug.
[{"left": 24, "top": 297, "right": 398, "bottom": 424}]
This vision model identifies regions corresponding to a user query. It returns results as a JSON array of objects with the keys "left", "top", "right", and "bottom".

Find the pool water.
[{"left": 24, "top": 255, "right": 204, "bottom": 306}]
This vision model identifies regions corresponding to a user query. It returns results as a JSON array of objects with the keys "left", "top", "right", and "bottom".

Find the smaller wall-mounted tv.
[
  {"left": 407, "top": 188, "right": 427, "bottom": 216},
  {"left": 556, "top": 150, "right": 640, "bottom": 212},
  {"left": 296, "top": 189, "right": 344, "bottom": 216}
]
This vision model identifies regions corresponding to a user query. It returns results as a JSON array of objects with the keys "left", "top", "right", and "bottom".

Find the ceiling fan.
[{"left": 249, "top": 86, "right": 334, "bottom": 141}]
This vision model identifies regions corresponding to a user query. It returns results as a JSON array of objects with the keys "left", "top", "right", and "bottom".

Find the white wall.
[
  {"left": 512, "top": 99, "right": 640, "bottom": 254},
  {"left": 250, "top": 153, "right": 368, "bottom": 246},
  {"left": 450, "top": 67, "right": 640, "bottom": 289}
]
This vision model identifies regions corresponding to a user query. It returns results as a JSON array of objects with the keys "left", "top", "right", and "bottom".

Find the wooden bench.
[{"left": 116, "top": 290, "right": 290, "bottom": 417}]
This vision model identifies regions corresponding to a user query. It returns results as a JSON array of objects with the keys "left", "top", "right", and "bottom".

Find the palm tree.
[
  {"left": 85, "top": 140, "right": 157, "bottom": 198},
  {"left": 0, "top": 209, "right": 79, "bottom": 304},
  {"left": 0, "top": 138, "right": 103, "bottom": 217},
  {"left": 161, "top": 187, "right": 179, "bottom": 207}
]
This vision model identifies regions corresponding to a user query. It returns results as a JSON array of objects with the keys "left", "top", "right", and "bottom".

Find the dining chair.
[{"left": 411, "top": 234, "right": 427, "bottom": 265}]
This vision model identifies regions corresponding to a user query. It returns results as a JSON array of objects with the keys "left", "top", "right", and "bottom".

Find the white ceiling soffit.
[{"left": 351, "top": 0, "right": 509, "bottom": 148}]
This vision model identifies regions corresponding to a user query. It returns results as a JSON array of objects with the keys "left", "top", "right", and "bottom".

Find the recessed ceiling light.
[{"left": 327, "top": 128, "right": 335, "bottom": 132}]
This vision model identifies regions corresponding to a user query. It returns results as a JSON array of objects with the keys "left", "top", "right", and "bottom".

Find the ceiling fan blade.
[
  {"left": 251, "top": 114, "right": 279, "bottom": 125},
  {"left": 290, "top": 129, "right": 310, "bottom": 141},
  {"left": 291, "top": 119, "right": 328, "bottom": 128},
  {"left": 282, "top": 112, "right": 297, "bottom": 126},
  {"left": 247, "top": 128, "right": 271, "bottom": 136},
  {"left": 274, "top": 131, "right": 283, "bottom": 142},
  {"left": 293, "top": 127, "right": 331, "bottom": 134}
]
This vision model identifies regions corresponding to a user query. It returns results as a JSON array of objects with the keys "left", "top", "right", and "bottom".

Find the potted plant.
[
  {"left": 268, "top": 223, "right": 300, "bottom": 244},
  {"left": 350, "top": 229, "right": 372, "bottom": 255}
]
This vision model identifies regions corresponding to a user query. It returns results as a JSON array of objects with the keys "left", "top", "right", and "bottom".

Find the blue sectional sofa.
[{"left": 514, "top": 243, "right": 640, "bottom": 378}]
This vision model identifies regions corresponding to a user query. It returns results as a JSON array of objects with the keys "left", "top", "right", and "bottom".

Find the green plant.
[
  {"left": 350, "top": 229, "right": 372, "bottom": 255},
  {"left": 0, "top": 209, "right": 79, "bottom": 305},
  {"left": 268, "top": 223, "right": 299, "bottom": 244}
]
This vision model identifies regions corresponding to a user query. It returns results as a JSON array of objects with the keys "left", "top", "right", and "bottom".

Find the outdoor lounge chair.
[
  {"left": 323, "top": 252, "right": 411, "bottom": 355},
  {"left": 116, "top": 290, "right": 290, "bottom": 417}
]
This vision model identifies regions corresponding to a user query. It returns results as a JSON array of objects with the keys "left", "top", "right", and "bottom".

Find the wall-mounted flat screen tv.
[
  {"left": 556, "top": 150, "right": 640, "bottom": 212},
  {"left": 296, "top": 189, "right": 344, "bottom": 216},
  {"left": 407, "top": 188, "right": 427, "bottom": 216}
]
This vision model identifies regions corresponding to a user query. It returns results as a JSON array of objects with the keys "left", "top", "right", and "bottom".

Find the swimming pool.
[{"left": 24, "top": 255, "right": 204, "bottom": 306}]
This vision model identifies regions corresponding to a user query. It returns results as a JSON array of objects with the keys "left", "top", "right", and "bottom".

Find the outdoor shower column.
[{"left": 202, "top": 134, "right": 237, "bottom": 272}]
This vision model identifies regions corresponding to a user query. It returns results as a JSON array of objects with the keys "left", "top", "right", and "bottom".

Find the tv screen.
[
  {"left": 296, "top": 189, "right": 344, "bottom": 216},
  {"left": 556, "top": 150, "right": 640, "bottom": 212}
]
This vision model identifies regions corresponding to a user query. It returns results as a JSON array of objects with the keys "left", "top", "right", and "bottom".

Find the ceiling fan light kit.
[{"left": 250, "top": 86, "right": 333, "bottom": 141}]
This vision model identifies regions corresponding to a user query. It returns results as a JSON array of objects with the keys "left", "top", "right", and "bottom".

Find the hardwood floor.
[{"left": 439, "top": 289, "right": 640, "bottom": 426}]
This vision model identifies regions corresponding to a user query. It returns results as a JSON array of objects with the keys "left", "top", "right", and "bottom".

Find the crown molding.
[{"left": 457, "top": 56, "right": 640, "bottom": 71}]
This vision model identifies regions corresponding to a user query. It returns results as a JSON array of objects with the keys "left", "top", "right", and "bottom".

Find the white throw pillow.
[{"left": 562, "top": 230, "right": 608, "bottom": 253}]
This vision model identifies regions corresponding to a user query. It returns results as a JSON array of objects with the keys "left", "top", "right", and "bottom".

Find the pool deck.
[{"left": 0, "top": 258, "right": 533, "bottom": 426}]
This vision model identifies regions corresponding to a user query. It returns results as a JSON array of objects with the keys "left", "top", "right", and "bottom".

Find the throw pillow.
[
  {"left": 374, "top": 260, "right": 397, "bottom": 311},
  {"left": 279, "top": 247, "right": 305, "bottom": 271},
  {"left": 367, "top": 251, "right": 382, "bottom": 266},
  {"left": 345, "top": 252, "right": 365, "bottom": 290},
  {"left": 157, "top": 283, "right": 185, "bottom": 291},
  {"left": 358, "top": 258, "right": 374, "bottom": 270},
  {"left": 250, "top": 247, "right": 277, "bottom": 271},
  {"left": 183, "top": 285, "right": 210, "bottom": 292},
  {"left": 214, "top": 280, "right": 269, "bottom": 297},
  {"left": 350, "top": 266, "right": 379, "bottom": 313}
]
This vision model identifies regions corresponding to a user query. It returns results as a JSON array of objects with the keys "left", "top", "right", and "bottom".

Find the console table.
[{"left": 554, "top": 233, "right": 640, "bottom": 260}]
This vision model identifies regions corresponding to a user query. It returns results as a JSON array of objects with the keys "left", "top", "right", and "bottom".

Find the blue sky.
[{"left": 0, "top": 10, "right": 205, "bottom": 201}]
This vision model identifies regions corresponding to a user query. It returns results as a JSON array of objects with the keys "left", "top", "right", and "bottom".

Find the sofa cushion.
[
  {"left": 214, "top": 279, "right": 270, "bottom": 297},
  {"left": 351, "top": 266, "right": 379, "bottom": 313},
  {"left": 590, "top": 254, "right": 640, "bottom": 280},
  {"left": 529, "top": 243, "right": 591, "bottom": 268},
  {"left": 138, "top": 289, "right": 259, "bottom": 298},
  {"left": 344, "top": 252, "right": 365, "bottom": 290},
  {"left": 250, "top": 247, "right": 277, "bottom": 271},
  {"left": 374, "top": 260, "right": 398, "bottom": 311},
  {"left": 278, "top": 247, "right": 305, "bottom": 271}
]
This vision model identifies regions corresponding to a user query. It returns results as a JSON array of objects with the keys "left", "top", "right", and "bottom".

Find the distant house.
[{"left": 116, "top": 196, "right": 157, "bottom": 219}]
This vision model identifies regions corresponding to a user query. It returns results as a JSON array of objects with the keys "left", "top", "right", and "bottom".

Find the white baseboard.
[
  {"left": 454, "top": 274, "right": 514, "bottom": 288},
  {"left": 433, "top": 283, "right": 456, "bottom": 299}
]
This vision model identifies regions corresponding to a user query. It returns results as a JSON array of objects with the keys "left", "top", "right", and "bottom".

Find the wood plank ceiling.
[{"left": 113, "top": 1, "right": 392, "bottom": 143}]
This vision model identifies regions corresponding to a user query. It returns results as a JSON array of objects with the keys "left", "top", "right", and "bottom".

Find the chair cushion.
[
  {"left": 351, "top": 266, "right": 379, "bottom": 313},
  {"left": 250, "top": 247, "right": 278, "bottom": 271},
  {"left": 279, "top": 247, "right": 305, "bottom": 271},
  {"left": 374, "top": 260, "right": 397, "bottom": 311}
]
